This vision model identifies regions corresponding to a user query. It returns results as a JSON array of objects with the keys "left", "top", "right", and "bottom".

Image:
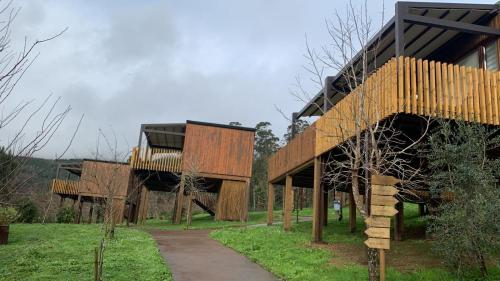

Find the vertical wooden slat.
[
  {"left": 417, "top": 59, "right": 424, "bottom": 115},
  {"left": 405, "top": 57, "right": 411, "bottom": 113},
  {"left": 392, "top": 58, "right": 398, "bottom": 113},
  {"left": 479, "top": 70, "right": 486, "bottom": 123},
  {"left": 466, "top": 68, "right": 474, "bottom": 121},
  {"left": 485, "top": 71, "right": 493, "bottom": 124},
  {"left": 442, "top": 63, "right": 449, "bottom": 119},
  {"left": 493, "top": 72, "right": 499, "bottom": 125},
  {"left": 460, "top": 66, "right": 468, "bottom": 121},
  {"left": 429, "top": 61, "right": 436, "bottom": 116},
  {"left": 411, "top": 58, "right": 417, "bottom": 114},
  {"left": 423, "top": 60, "right": 430, "bottom": 116},
  {"left": 436, "top": 62, "right": 443, "bottom": 117},
  {"left": 398, "top": 56, "right": 404, "bottom": 112},
  {"left": 473, "top": 68, "right": 481, "bottom": 122},
  {"left": 448, "top": 64, "right": 455, "bottom": 119},
  {"left": 454, "top": 65, "right": 461, "bottom": 119}
]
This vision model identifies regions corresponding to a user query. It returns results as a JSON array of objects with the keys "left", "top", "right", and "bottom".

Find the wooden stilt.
[
  {"left": 186, "top": 194, "right": 194, "bottom": 226},
  {"left": 267, "top": 183, "right": 274, "bottom": 226},
  {"left": 380, "top": 249, "right": 386, "bottom": 281},
  {"left": 88, "top": 203, "right": 94, "bottom": 224},
  {"left": 349, "top": 190, "right": 356, "bottom": 233},
  {"left": 394, "top": 201, "right": 404, "bottom": 241},
  {"left": 323, "top": 190, "right": 328, "bottom": 226},
  {"left": 283, "top": 175, "right": 293, "bottom": 231},
  {"left": 174, "top": 175, "right": 186, "bottom": 224},
  {"left": 312, "top": 156, "right": 323, "bottom": 242}
]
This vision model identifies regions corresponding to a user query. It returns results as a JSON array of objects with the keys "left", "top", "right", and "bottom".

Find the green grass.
[
  {"left": 211, "top": 204, "right": 500, "bottom": 281},
  {"left": 138, "top": 210, "right": 283, "bottom": 231},
  {"left": 0, "top": 224, "right": 171, "bottom": 281}
]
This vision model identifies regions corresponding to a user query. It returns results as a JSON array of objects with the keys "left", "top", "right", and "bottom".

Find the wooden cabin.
[
  {"left": 267, "top": 2, "right": 500, "bottom": 242},
  {"left": 52, "top": 159, "right": 131, "bottom": 224},
  {"left": 128, "top": 120, "right": 255, "bottom": 224}
]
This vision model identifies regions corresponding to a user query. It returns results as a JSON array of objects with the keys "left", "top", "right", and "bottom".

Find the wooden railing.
[
  {"left": 52, "top": 179, "right": 79, "bottom": 195},
  {"left": 268, "top": 123, "right": 316, "bottom": 182},
  {"left": 269, "top": 56, "right": 500, "bottom": 182},
  {"left": 130, "top": 147, "right": 182, "bottom": 173}
]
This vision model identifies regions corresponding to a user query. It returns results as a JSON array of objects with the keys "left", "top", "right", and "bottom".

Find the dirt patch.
[{"left": 316, "top": 240, "right": 444, "bottom": 273}]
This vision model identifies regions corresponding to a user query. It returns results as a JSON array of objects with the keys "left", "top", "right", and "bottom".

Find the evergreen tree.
[{"left": 282, "top": 119, "right": 309, "bottom": 144}]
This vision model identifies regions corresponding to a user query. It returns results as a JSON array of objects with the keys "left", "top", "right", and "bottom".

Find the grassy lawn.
[
  {"left": 211, "top": 204, "right": 500, "bottom": 281},
  {"left": 138, "top": 210, "right": 284, "bottom": 231},
  {"left": 0, "top": 224, "right": 171, "bottom": 281}
]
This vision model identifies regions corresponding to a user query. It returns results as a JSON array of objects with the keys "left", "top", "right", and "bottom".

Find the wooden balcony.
[
  {"left": 269, "top": 56, "right": 500, "bottom": 182},
  {"left": 130, "top": 147, "right": 183, "bottom": 173},
  {"left": 52, "top": 179, "right": 79, "bottom": 195}
]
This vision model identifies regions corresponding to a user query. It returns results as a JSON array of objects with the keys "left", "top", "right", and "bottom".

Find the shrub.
[
  {"left": 56, "top": 207, "right": 75, "bottom": 223},
  {"left": 17, "top": 200, "right": 39, "bottom": 223},
  {"left": 0, "top": 206, "right": 18, "bottom": 225}
]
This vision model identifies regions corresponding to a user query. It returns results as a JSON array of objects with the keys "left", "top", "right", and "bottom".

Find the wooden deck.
[
  {"left": 130, "top": 147, "right": 182, "bottom": 173},
  {"left": 269, "top": 56, "right": 500, "bottom": 182},
  {"left": 51, "top": 178, "right": 79, "bottom": 195}
]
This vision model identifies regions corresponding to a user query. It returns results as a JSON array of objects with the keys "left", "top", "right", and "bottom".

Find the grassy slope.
[
  {"left": 0, "top": 224, "right": 171, "bottom": 281},
  {"left": 212, "top": 204, "right": 500, "bottom": 281}
]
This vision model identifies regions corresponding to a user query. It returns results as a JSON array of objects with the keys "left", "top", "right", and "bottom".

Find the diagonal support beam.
[{"left": 404, "top": 14, "right": 500, "bottom": 37}]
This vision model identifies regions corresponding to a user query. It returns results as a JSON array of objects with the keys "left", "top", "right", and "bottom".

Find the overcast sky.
[{"left": 1, "top": 0, "right": 493, "bottom": 159}]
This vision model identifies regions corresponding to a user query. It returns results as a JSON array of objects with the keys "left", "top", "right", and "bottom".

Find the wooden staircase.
[{"left": 192, "top": 192, "right": 217, "bottom": 216}]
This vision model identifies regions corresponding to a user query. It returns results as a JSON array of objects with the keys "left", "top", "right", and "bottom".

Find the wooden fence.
[
  {"left": 130, "top": 147, "right": 182, "bottom": 173},
  {"left": 269, "top": 56, "right": 500, "bottom": 182},
  {"left": 52, "top": 179, "right": 79, "bottom": 195}
]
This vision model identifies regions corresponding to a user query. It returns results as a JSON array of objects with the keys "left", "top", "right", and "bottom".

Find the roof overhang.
[{"left": 298, "top": 1, "right": 500, "bottom": 118}]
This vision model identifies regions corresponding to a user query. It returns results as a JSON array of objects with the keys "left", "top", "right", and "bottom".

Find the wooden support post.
[
  {"left": 322, "top": 190, "right": 328, "bottom": 226},
  {"left": 380, "top": 249, "right": 386, "bottom": 281},
  {"left": 173, "top": 175, "right": 186, "bottom": 224},
  {"left": 267, "top": 183, "right": 274, "bottom": 226},
  {"left": 418, "top": 203, "right": 425, "bottom": 217},
  {"left": 186, "top": 194, "right": 194, "bottom": 226},
  {"left": 394, "top": 201, "right": 404, "bottom": 241},
  {"left": 349, "top": 190, "right": 356, "bottom": 233},
  {"left": 283, "top": 175, "right": 293, "bottom": 231},
  {"left": 88, "top": 203, "right": 94, "bottom": 224},
  {"left": 75, "top": 196, "right": 83, "bottom": 224},
  {"left": 312, "top": 157, "right": 323, "bottom": 242}
]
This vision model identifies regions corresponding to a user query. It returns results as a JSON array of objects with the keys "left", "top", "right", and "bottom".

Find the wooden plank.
[
  {"left": 461, "top": 66, "right": 469, "bottom": 121},
  {"left": 398, "top": 56, "right": 404, "bottom": 112},
  {"left": 485, "top": 70, "right": 493, "bottom": 124},
  {"left": 423, "top": 60, "right": 430, "bottom": 115},
  {"left": 371, "top": 174, "right": 400, "bottom": 186},
  {"left": 365, "top": 227, "right": 391, "bottom": 239},
  {"left": 429, "top": 61, "right": 436, "bottom": 116},
  {"left": 473, "top": 68, "right": 480, "bottom": 122},
  {"left": 267, "top": 183, "right": 274, "bottom": 226},
  {"left": 411, "top": 57, "right": 417, "bottom": 114},
  {"left": 454, "top": 65, "right": 461, "bottom": 119},
  {"left": 492, "top": 71, "right": 499, "bottom": 125},
  {"left": 442, "top": 63, "right": 449, "bottom": 119},
  {"left": 371, "top": 195, "right": 398, "bottom": 206},
  {"left": 371, "top": 205, "right": 398, "bottom": 217},
  {"left": 479, "top": 70, "right": 486, "bottom": 123},
  {"left": 364, "top": 238, "right": 390, "bottom": 250},
  {"left": 283, "top": 175, "right": 293, "bottom": 231},
  {"left": 436, "top": 62, "right": 443, "bottom": 116},
  {"left": 365, "top": 216, "right": 391, "bottom": 228},
  {"left": 417, "top": 58, "right": 424, "bottom": 115},
  {"left": 405, "top": 57, "right": 411, "bottom": 113},
  {"left": 448, "top": 64, "right": 456, "bottom": 118}
]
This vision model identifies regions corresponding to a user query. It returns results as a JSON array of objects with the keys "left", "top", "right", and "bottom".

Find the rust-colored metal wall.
[{"left": 182, "top": 123, "right": 254, "bottom": 178}]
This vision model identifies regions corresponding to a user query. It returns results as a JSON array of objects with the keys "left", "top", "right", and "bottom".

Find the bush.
[
  {"left": 0, "top": 206, "right": 18, "bottom": 225},
  {"left": 17, "top": 200, "right": 39, "bottom": 223},
  {"left": 56, "top": 207, "right": 75, "bottom": 223}
]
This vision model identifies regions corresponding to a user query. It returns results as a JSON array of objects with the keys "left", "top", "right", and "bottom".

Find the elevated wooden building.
[
  {"left": 129, "top": 120, "right": 255, "bottom": 224},
  {"left": 52, "top": 159, "right": 131, "bottom": 224},
  {"left": 267, "top": 2, "right": 500, "bottom": 242}
]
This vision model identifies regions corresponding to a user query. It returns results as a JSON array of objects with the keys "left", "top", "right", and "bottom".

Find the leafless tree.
[
  {"left": 292, "top": 1, "right": 429, "bottom": 280},
  {"left": 0, "top": 0, "right": 81, "bottom": 207}
]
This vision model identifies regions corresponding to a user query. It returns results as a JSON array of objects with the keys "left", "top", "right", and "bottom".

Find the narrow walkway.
[{"left": 151, "top": 230, "right": 277, "bottom": 281}]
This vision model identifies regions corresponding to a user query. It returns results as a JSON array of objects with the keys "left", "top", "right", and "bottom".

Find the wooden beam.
[
  {"left": 349, "top": 190, "right": 356, "bottom": 233},
  {"left": 173, "top": 175, "right": 186, "bottom": 224},
  {"left": 283, "top": 175, "right": 293, "bottom": 231},
  {"left": 312, "top": 157, "right": 323, "bottom": 242},
  {"left": 186, "top": 194, "right": 194, "bottom": 226},
  {"left": 394, "top": 201, "right": 404, "bottom": 241},
  {"left": 267, "top": 183, "right": 274, "bottom": 226},
  {"left": 404, "top": 14, "right": 500, "bottom": 37}
]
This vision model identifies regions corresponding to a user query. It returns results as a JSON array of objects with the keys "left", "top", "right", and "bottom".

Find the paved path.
[{"left": 151, "top": 230, "right": 277, "bottom": 281}]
